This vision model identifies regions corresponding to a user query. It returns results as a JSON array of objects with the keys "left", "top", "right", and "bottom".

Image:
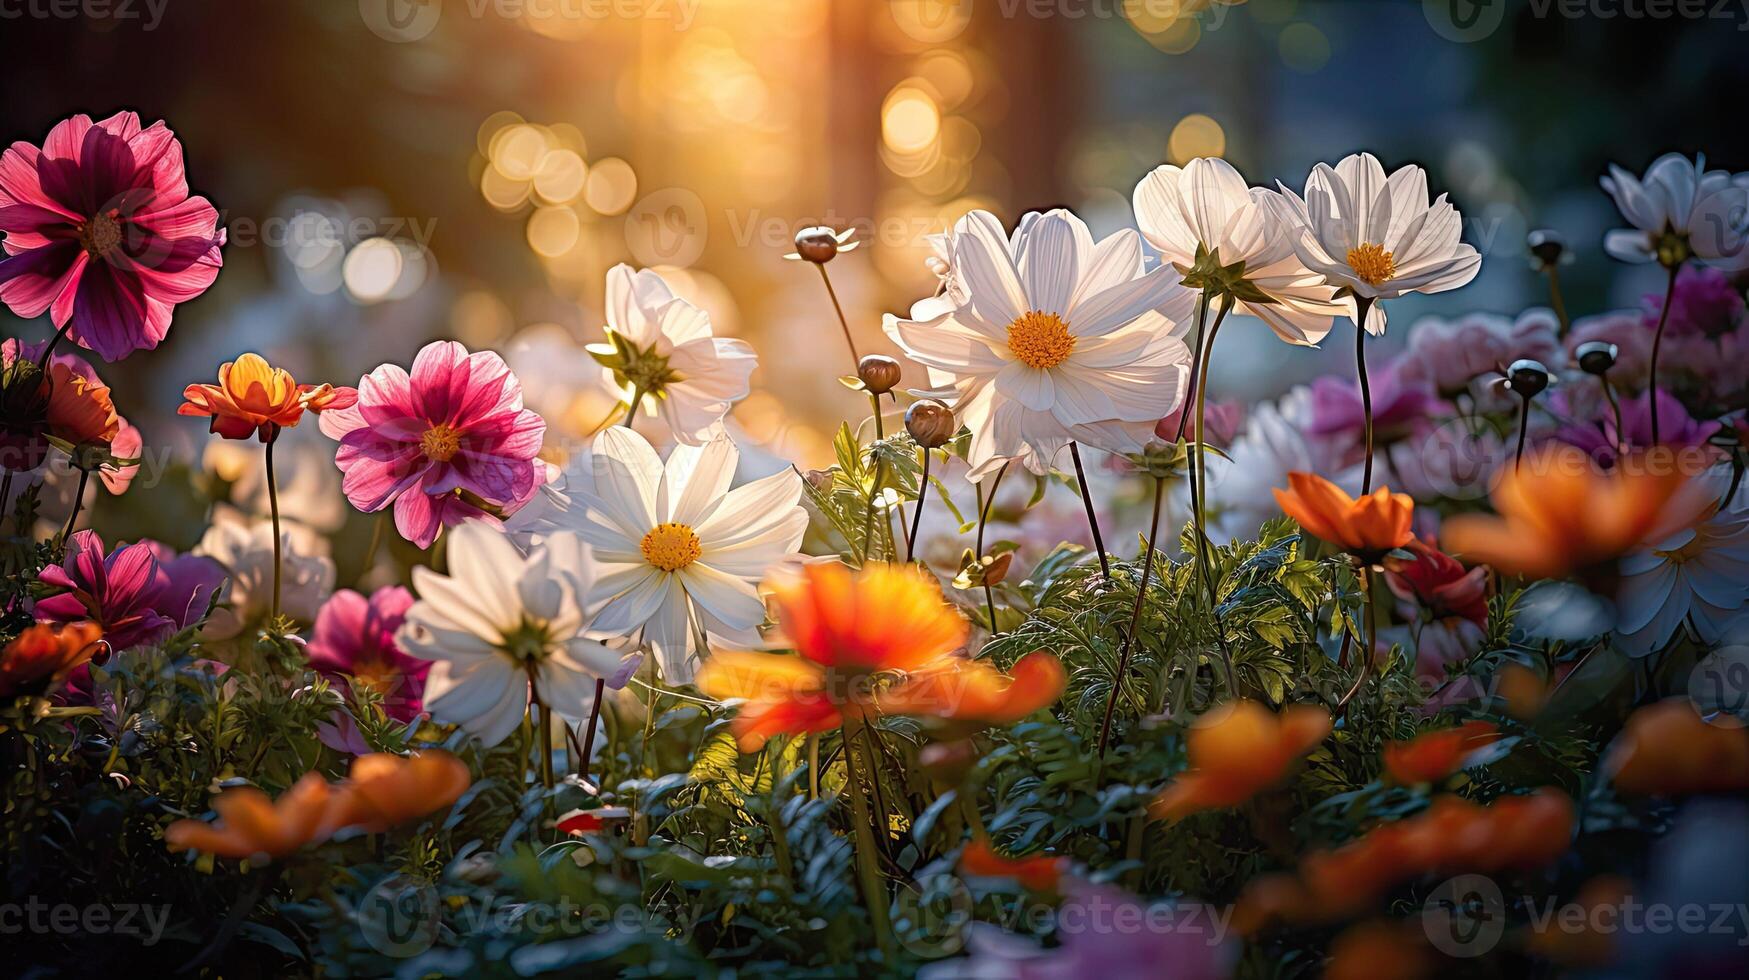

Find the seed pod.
[
  {"left": 1506, "top": 358, "right": 1551, "bottom": 398},
  {"left": 905, "top": 398, "right": 956, "bottom": 449},
  {"left": 857, "top": 354, "right": 902, "bottom": 396},
  {"left": 1526, "top": 229, "right": 1566, "bottom": 268},
  {"left": 793, "top": 226, "right": 843, "bottom": 265},
  {"left": 1576, "top": 341, "right": 1618, "bottom": 376}
]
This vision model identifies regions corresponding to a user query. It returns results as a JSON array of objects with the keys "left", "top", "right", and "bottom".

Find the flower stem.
[
  {"left": 976, "top": 461, "right": 1009, "bottom": 634},
  {"left": 578, "top": 677, "right": 605, "bottom": 786},
  {"left": 623, "top": 385, "right": 646, "bottom": 428},
  {"left": 1647, "top": 263, "right": 1680, "bottom": 445},
  {"left": 264, "top": 434, "right": 283, "bottom": 624},
  {"left": 766, "top": 736, "right": 796, "bottom": 883},
  {"left": 1354, "top": 297, "right": 1376, "bottom": 494},
  {"left": 1189, "top": 296, "right": 1235, "bottom": 693},
  {"left": 35, "top": 320, "right": 73, "bottom": 371},
  {"left": 1545, "top": 266, "right": 1571, "bottom": 338},
  {"left": 1336, "top": 565, "right": 1374, "bottom": 715},
  {"left": 1097, "top": 474, "right": 1164, "bottom": 758},
  {"left": 840, "top": 709, "right": 897, "bottom": 963},
  {"left": 1068, "top": 442, "right": 1110, "bottom": 579},
  {"left": 1175, "top": 291, "right": 1211, "bottom": 444},
  {"left": 907, "top": 450, "right": 931, "bottom": 563},
  {"left": 1601, "top": 375, "right": 1626, "bottom": 456},
  {"left": 1514, "top": 396, "right": 1532, "bottom": 472},
  {"left": 816, "top": 264, "right": 859, "bottom": 367},
  {"left": 58, "top": 467, "right": 91, "bottom": 547}
]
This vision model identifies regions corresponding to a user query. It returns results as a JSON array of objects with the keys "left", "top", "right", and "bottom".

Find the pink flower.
[
  {"left": 321, "top": 340, "right": 547, "bottom": 548},
  {"left": 1154, "top": 399, "right": 1245, "bottom": 449},
  {"left": 1550, "top": 388, "right": 1722, "bottom": 469},
  {"left": 1641, "top": 264, "right": 1746, "bottom": 340},
  {"left": 34, "top": 530, "right": 226, "bottom": 652},
  {"left": 1400, "top": 309, "right": 1564, "bottom": 410},
  {"left": 306, "top": 586, "right": 428, "bottom": 723},
  {"left": 0, "top": 112, "right": 225, "bottom": 362}
]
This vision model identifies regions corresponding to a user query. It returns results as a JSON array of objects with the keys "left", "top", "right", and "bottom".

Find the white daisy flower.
[
  {"left": 883, "top": 207, "right": 1196, "bottom": 480},
  {"left": 398, "top": 523, "right": 631, "bottom": 747},
  {"left": 1272, "top": 152, "right": 1481, "bottom": 335},
  {"left": 1601, "top": 154, "right": 1749, "bottom": 271},
  {"left": 194, "top": 504, "right": 335, "bottom": 639},
  {"left": 1616, "top": 470, "right": 1749, "bottom": 657},
  {"left": 590, "top": 263, "right": 757, "bottom": 445},
  {"left": 1132, "top": 157, "right": 1345, "bottom": 346},
  {"left": 568, "top": 425, "right": 807, "bottom": 682}
]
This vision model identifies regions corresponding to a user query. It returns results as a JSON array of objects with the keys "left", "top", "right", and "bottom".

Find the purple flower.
[
  {"left": 1551, "top": 388, "right": 1723, "bottom": 468},
  {"left": 1641, "top": 264, "right": 1746, "bottom": 340},
  {"left": 305, "top": 586, "right": 428, "bottom": 723},
  {"left": 34, "top": 530, "right": 225, "bottom": 651},
  {"left": 1400, "top": 309, "right": 1563, "bottom": 402}
]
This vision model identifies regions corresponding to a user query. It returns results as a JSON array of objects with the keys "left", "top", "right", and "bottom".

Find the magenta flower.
[
  {"left": 1551, "top": 388, "right": 1722, "bottom": 469},
  {"left": 320, "top": 340, "right": 547, "bottom": 548},
  {"left": 1641, "top": 264, "right": 1746, "bottom": 340},
  {"left": 0, "top": 111, "right": 225, "bottom": 362},
  {"left": 35, "top": 530, "right": 226, "bottom": 652},
  {"left": 1154, "top": 399, "right": 1245, "bottom": 449},
  {"left": 306, "top": 586, "right": 428, "bottom": 723}
]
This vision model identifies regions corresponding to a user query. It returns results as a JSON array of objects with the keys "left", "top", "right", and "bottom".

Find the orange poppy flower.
[
  {"left": 1149, "top": 700, "right": 1332, "bottom": 822},
  {"left": 164, "top": 772, "right": 335, "bottom": 861},
  {"left": 179, "top": 352, "right": 357, "bottom": 442},
  {"left": 960, "top": 837, "right": 1067, "bottom": 892},
  {"left": 1442, "top": 445, "right": 1710, "bottom": 582},
  {"left": 1605, "top": 699, "right": 1749, "bottom": 796},
  {"left": 1382, "top": 721, "right": 1499, "bottom": 785},
  {"left": 698, "top": 564, "right": 1062, "bottom": 751},
  {"left": 322, "top": 751, "right": 472, "bottom": 835},
  {"left": 0, "top": 621, "right": 105, "bottom": 697},
  {"left": 1273, "top": 471, "right": 1413, "bottom": 563}
]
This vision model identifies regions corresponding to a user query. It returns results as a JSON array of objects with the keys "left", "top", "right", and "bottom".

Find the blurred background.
[{"left": 5, "top": 0, "right": 1748, "bottom": 491}]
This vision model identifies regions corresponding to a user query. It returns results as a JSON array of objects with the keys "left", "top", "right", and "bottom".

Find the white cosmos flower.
[
  {"left": 1600, "top": 153, "right": 1749, "bottom": 271},
  {"left": 194, "top": 504, "right": 335, "bottom": 639},
  {"left": 1132, "top": 157, "right": 1345, "bottom": 346},
  {"left": 1616, "top": 469, "right": 1749, "bottom": 657},
  {"left": 592, "top": 263, "right": 757, "bottom": 445},
  {"left": 571, "top": 425, "right": 807, "bottom": 682},
  {"left": 1272, "top": 152, "right": 1481, "bottom": 335},
  {"left": 883, "top": 208, "right": 1195, "bottom": 480},
  {"left": 398, "top": 523, "right": 632, "bottom": 747}
]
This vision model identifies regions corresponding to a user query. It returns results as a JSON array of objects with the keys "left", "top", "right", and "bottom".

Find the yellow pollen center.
[
  {"left": 1345, "top": 242, "right": 1397, "bottom": 287},
  {"left": 79, "top": 212, "right": 122, "bottom": 258},
  {"left": 640, "top": 522, "right": 702, "bottom": 572},
  {"left": 420, "top": 423, "right": 461, "bottom": 462},
  {"left": 1006, "top": 310, "right": 1076, "bottom": 369}
]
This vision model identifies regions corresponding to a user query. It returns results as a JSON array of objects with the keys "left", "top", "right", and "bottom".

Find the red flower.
[
  {"left": 0, "top": 112, "right": 224, "bottom": 362},
  {"left": 1384, "top": 539, "right": 1487, "bottom": 628},
  {"left": 960, "top": 837, "right": 1067, "bottom": 892}
]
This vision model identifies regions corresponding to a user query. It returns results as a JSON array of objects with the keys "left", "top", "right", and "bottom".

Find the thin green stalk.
[
  {"left": 1354, "top": 297, "right": 1376, "bottom": 494},
  {"left": 816, "top": 264, "right": 860, "bottom": 366},
  {"left": 1069, "top": 442, "right": 1110, "bottom": 579},
  {"left": 840, "top": 710, "right": 897, "bottom": 963},
  {"left": 1647, "top": 263, "right": 1680, "bottom": 445},
  {"left": 1096, "top": 475, "right": 1164, "bottom": 758},
  {"left": 264, "top": 433, "right": 283, "bottom": 623},
  {"left": 59, "top": 467, "right": 91, "bottom": 546},
  {"left": 1189, "top": 296, "right": 1236, "bottom": 692},
  {"left": 861, "top": 393, "right": 888, "bottom": 566},
  {"left": 975, "top": 462, "right": 1010, "bottom": 633}
]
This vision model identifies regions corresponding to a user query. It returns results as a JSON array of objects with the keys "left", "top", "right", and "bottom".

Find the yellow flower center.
[
  {"left": 640, "top": 522, "right": 702, "bottom": 572},
  {"left": 1345, "top": 242, "right": 1396, "bottom": 287},
  {"left": 1005, "top": 310, "right": 1076, "bottom": 369},
  {"left": 420, "top": 423, "right": 462, "bottom": 462}
]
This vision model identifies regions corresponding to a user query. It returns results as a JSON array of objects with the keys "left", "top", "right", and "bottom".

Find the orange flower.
[
  {"left": 1382, "top": 721, "right": 1499, "bottom": 785},
  {"left": 1324, "top": 921, "right": 1430, "bottom": 980},
  {"left": 960, "top": 837, "right": 1067, "bottom": 892},
  {"left": 697, "top": 564, "right": 1065, "bottom": 752},
  {"left": 1443, "top": 445, "right": 1710, "bottom": 581},
  {"left": 322, "top": 751, "right": 472, "bottom": 835},
  {"left": 164, "top": 772, "right": 334, "bottom": 861},
  {"left": 1273, "top": 471, "right": 1413, "bottom": 562},
  {"left": 179, "top": 352, "right": 357, "bottom": 441},
  {"left": 1605, "top": 699, "right": 1749, "bottom": 796},
  {"left": 1239, "top": 790, "right": 1575, "bottom": 929},
  {"left": 44, "top": 363, "right": 121, "bottom": 447},
  {"left": 0, "top": 621, "right": 105, "bottom": 697},
  {"left": 1149, "top": 700, "right": 1331, "bottom": 822},
  {"left": 876, "top": 650, "right": 1066, "bottom": 725}
]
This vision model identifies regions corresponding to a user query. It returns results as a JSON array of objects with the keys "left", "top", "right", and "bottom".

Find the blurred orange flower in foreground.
[
  {"left": 165, "top": 772, "right": 334, "bottom": 860},
  {"left": 1273, "top": 472, "right": 1413, "bottom": 562},
  {"left": 1149, "top": 700, "right": 1331, "bottom": 822},
  {"left": 166, "top": 751, "right": 471, "bottom": 860},
  {"left": 960, "top": 837, "right": 1068, "bottom": 892},
  {"left": 1382, "top": 721, "right": 1499, "bottom": 785},
  {"left": 1605, "top": 698, "right": 1749, "bottom": 796},
  {"left": 0, "top": 621, "right": 105, "bottom": 697},
  {"left": 1235, "top": 789, "right": 1574, "bottom": 932},
  {"left": 698, "top": 563, "right": 1063, "bottom": 751},
  {"left": 1443, "top": 445, "right": 1710, "bottom": 582},
  {"left": 179, "top": 352, "right": 357, "bottom": 442}
]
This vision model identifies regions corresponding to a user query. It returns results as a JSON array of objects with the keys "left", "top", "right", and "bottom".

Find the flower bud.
[
  {"left": 857, "top": 354, "right": 902, "bottom": 396},
  {"left": 793, "top": 226, "right": 844, "bottom": 265},
  {"left": 1505, "top": 358, "right": 1551, "bottom": 399},
  {"left": 1526, "top": 229, "right": 1566, "bottom": 268},
  {"left": 1575, "top": 341, "right": 1618, "bottom": 376},
  {"left": 905, "top": 398, "right": 955, "bottom": 449}
]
